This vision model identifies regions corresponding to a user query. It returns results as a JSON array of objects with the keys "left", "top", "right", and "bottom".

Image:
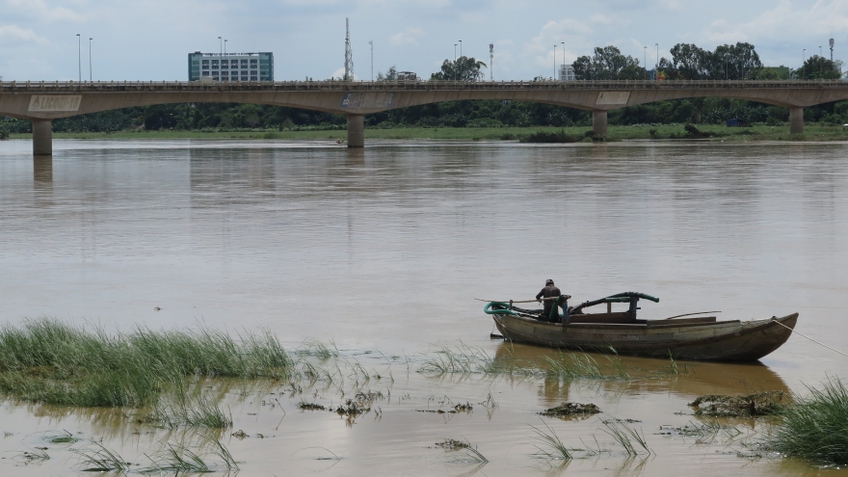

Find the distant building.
[
  {"left": 188, "top": 51, "right": 274, "bottom": 82},
  {"left": 559, "top": 64, "right": 576, "bottom": 81}
]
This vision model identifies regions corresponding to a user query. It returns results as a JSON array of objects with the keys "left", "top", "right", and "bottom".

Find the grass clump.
[
  {"left": 601, "top": 418, "right": 653, "bottom": 456},
  {"left": 75, "top": 442, "right": 131, "bottom": 473},
  {"left": 0, "top": 318, "right": 292, "bottom": 408},
  {"left": 530, "top": 419, "right": 574, "bottom": 460},
  {"left": 766, "top": 378, "right": 848, "bottom": 465},
  {"left": 148, "top": 385, "right": 233, "bottom": 429},
  {"left": 435, "top": 438, "right": 488, "bottom": 463}
]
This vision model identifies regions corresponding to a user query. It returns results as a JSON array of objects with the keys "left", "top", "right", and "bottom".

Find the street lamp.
[
  {"left": 803, "top": 48, "right": 806, "bottom": 79},
  {"left": 369, "top": 40, "right": 373, "bottom": 81},
  {"left": 655, "top": 43, "right": 659, "bottom": 81},
  {"left": 644, "top": 46, "right": 647, "bottom": 80},
  {"left": 454, "top": 43, "right": 457, "bottom": 62},
  {"left": 820, "top": 45, "right": 823, "bottom": 77},
  {"left": 224, "top": 39, "right": 227, "bottom": 55},
  {"left": 89, "top": 38, "right": 93, "bottom": 82},
  {"left": 76, "top": 34, "right": 81, "bottom": 82},
  {"left": 561, "top": 41, "right": 565, "bottom": 71},
  {"left": 553, "top": 44, "right": 557, "bottom": 80},
  {"left": 458, "top": 39, "right": 462, "bottom": 58}
]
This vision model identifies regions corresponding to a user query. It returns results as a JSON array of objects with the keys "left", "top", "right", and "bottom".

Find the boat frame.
[{"left": 486, "top": 292, "right": 798, "bottom": 362}]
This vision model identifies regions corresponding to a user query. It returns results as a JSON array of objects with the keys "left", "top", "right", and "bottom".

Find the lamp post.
[
  {"left": 88, "top": 37, "right": 93, "bottom": 82},
  {"left": 454, "top": 43, "right": 457, "bottom": 62},
  {"left": 369, "top": 40, "right": 373, "bottom": 81},
  {"left": 803, "top": 48, "right": 806, "bottom": 79},
  {"left": 458, "top": 39, "right": 462, "bottom": 58},
  {"left": 820, "top": 45, "right": 823, "bottom": 77},
  {"left": 553, "top": 44, "right": 557, "bottom": 80},
  {"left": 644, "top": 46, "right": 647, "bottom": 80},
  {"left": 655, "top": 43, "right": 658, "bottom": 81},
  {"left": 561, "top": 41, "right": 565, "bottom": 76},
  {"left": 224, "top": 39, "right": 227, "bottom": 55},
  {"left": 76, "top": 34, "right": 81, "bottom": 82}
]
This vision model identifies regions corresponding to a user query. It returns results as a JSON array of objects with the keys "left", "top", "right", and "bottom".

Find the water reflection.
[{"left": 494, "top": 342, "right": 789, "bottom": 398}]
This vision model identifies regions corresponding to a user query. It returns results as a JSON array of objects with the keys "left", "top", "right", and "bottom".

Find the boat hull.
[{"left": 492, "top": 313, "right": 798, "bottom": 362}]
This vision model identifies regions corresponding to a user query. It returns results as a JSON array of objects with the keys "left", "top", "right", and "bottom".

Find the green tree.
[
  {"left": 794, "top": 55, "right": 841, "bottom": 80},
  {"left": 661, "top": 42, "right": 762, "bottom": 80},
  {"left": 572, "top": 46, "right": 646, "bottom": 80},
  {"left": 430, "top": 56, "right": 487, "bottom": 81},
  {"left": 377, "top": 66, "right": 398, "bottom": 81}
]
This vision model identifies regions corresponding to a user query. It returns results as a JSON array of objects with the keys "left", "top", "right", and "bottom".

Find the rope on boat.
[{"left": 773, "top": 319, "right": 848, "bottom": 359}]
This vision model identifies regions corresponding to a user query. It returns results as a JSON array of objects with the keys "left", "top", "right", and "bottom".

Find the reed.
[
  {"left": 296, "top": 339, "right": 339, "bottom": 360},
  {"left": 543, "top": 352, "right": 604, "bottom": 380},
  {"left": 0, "top": 318, "right": 292, "bottom": 408},
  {"left": 531, "top": 419, "right": 574, "bottom": 460},
  {"left": 601, "top": 419, "right": 653, "bottom": 456},
  {"left": 767, "top": 378, "right": 848, "bottom": 465},
  {"left": 75, "top": 442, "right": 131, "bottom": 473},
  {"left": 436, "top": 438, "right": 488, "bottom": 463}
]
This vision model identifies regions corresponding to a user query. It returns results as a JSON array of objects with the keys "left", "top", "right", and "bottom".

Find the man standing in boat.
[{"left": 536, "top": 278, "right": 564, "bottom": 323}]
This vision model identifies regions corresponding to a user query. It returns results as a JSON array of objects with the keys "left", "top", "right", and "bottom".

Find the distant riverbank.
[{"left": 10, "top": 123, "right": 848, "bottom": 142}]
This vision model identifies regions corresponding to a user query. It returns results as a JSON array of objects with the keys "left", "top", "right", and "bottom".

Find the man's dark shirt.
[{"left": 536, "top": 285, "right": 562, "bottom": 321}]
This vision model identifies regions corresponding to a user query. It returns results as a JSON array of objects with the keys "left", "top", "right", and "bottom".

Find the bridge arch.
[{"left": 4, "top": 80, "right": 848, "bottom": 154}]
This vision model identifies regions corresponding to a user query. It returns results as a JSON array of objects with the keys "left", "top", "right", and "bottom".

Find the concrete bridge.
[{"left": 3, "top": 79, "right": 848, "bottom": 154}]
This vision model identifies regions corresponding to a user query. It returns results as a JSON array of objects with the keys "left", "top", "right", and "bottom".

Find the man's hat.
[{"left": 546, "top": 278, "right": 554, "bottom": 285}]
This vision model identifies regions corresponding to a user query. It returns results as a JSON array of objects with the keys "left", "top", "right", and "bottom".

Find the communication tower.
[
  {"left": 830, "top": 38, "right": 835, "bottom": 62},
  {"left": 489, "top": 44, "right": 494, "bottom": 81},
  {"left": 344, "top": 18, "right": 354, "bottom": 81}
]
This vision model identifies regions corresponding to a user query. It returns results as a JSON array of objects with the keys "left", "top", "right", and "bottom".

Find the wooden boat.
[{"left": 484, "top": 292, "right": 798, "bottom": 362}]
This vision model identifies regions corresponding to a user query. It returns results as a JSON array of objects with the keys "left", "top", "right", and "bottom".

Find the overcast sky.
[{"left": 1, "top": 0, "right": 846, "bottom": 82}]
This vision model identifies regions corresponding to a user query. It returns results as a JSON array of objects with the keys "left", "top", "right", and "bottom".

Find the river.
[{"left": 1, "top": 138, "right": 847, "bottom": 476}]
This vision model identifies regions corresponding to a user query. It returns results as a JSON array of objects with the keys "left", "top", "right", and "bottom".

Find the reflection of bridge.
[{"left": 4, "top": 80, "right": 848, "bottom": 154}]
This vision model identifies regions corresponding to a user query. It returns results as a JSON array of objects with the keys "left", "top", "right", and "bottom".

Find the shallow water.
[{"left": 1, "top": 138, "right": 847, "bottom": 475}]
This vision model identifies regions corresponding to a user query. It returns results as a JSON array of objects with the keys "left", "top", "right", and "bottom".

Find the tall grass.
[
  {"left": 0, "top": 318, "right": 292, "bottom": 408},
  {"left": 601, "top": 419, "right": 653, "bottom": 456},
  {"left": 530, "top": 419, "right": 574, "bottom": 460},
  {"left": 767, "top": 378, "right": 848, "bottom": 465}
]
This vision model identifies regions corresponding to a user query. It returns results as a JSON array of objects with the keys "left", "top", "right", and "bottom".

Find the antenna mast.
[
  {"left": 489, "top": 44, "right": 494, "bottom": 81},
  {"left": 344, "top": 18, "right": 354, "bottom": 81}
]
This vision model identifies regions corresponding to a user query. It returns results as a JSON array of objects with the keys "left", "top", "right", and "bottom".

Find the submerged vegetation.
[
  {"left": 766, "top": 378, "right": 848, "bottom": 465},
  {"left": 0, "top": 318, "right": 290, "bottom": 409},
  {"left": 690, "top": 391, "right": 790, "bottom": 417},
  {"left": 2, "top": 318, "right": 846, "bottom": 472}
]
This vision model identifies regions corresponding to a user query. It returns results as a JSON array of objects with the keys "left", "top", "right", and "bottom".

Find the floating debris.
[
  {"left": 689, "top": 391, "right": 791, "bottom": 417},
  {"left": 231, "top": 430, "right": 249, "bottom": 440},
  {"left": 297, "top": 402, "right": 326, "bottom": 411},
  {"left": 539, "top": 402, "right": 601, "bottom": 417}
]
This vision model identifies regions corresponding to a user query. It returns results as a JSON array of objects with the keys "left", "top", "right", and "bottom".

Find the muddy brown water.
[{"left": 1, "top": 139, "right": 847, "bottom": 476}]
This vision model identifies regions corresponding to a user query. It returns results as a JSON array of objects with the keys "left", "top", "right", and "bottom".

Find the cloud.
[
  {"left": 657, "top": 0, "right": 683, "bottom": 11},
  {"left": 390, "top": 27, "right": 424, "bottom": 46},
  {"left": 4, "top": 0, "right": 84, "bottom": 22},
  {"left": 0, "top": 24, "right": 48, "bottom": 44},
  {"left": 700, "top": 0, "right": 848, "bottom": 45}
]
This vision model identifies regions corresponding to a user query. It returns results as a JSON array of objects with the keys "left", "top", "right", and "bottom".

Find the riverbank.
[{"left": 8, "top": 123, "right": 848, "bottom": 142}]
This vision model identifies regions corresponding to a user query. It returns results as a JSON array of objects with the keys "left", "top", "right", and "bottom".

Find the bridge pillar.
[
  {"left": 592, "top": 110, "right": 608, "bottom": 137},
  {"left": 32, "top": 119, "right": 53, "bottom": 156},
  {"left": 789, "top": 107, "right": 804, "bottom": 135},
  {"left": 346, "top": 115, "right": 365, "bottom": 148}
]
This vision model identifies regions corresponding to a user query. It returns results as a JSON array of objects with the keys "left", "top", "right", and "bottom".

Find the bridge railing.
[{"left": 2, "top": 79, "right": 848, "bottom": 92}]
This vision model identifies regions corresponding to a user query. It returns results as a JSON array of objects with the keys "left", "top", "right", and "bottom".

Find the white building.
[
  {"left": 188, "top": 52, "right": 274, "bottom": 82},
  {"left": 559, "top": 64, "right": 576, "bottom": 81}
]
